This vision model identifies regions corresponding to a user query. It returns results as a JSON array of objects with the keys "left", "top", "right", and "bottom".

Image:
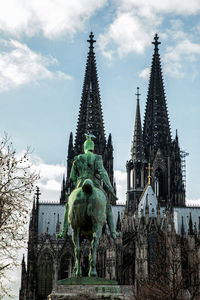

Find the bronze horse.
[
  {"left": 58, "top": 134, "right": 117, "bottom": 277},
  {"left": 68, "top": 178, "right": 106, "bottom": 277}
]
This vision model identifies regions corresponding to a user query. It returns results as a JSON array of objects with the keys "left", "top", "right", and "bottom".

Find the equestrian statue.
[{"left": 58, "top": 134, "right": 118, "bottom": 278}]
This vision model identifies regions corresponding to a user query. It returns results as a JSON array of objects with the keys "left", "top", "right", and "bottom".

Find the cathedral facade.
[{"left": 19, "top": 33, "right": 200, "bottom": 300}]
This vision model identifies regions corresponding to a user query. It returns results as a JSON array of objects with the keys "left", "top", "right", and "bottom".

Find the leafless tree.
[
  {"left": 0, "top": 134, "right": 39, "bottom": 297},
  {"left": 135, "top": 232, "right": 200, "bottom": 300}
]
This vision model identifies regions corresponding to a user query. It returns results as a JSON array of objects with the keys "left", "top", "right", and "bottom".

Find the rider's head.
[{"left": 84, "top": 133, "right": 95, "bottom": 153}]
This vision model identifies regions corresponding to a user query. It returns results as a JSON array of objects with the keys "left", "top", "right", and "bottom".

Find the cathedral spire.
[
  {"left": 143, "top": 34, "right": 171, "bottom": 158},
  {"left": 132, "top": 87, "right": 145, "bottom": 162},
  {"left": 67, "top": 132, "right": 74, "bottom": 178},
  {"left": 65, "top": 33, "right": 114, "bottom": 201},
  {"left": 60, "top": 175, "right": 66, "bottom": 204},
  {"left": 74, "top": 32, "right": 106, "bottom": 155},
  {"left": 181, "top": 216, "right": 185, "bottom": 237},
  {"left": 188, "top": 213, "right": 193, "bottom": 235}
]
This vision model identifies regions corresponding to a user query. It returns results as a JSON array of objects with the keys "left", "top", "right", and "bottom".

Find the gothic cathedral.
[{"left": 19, "top": 33, "right": 200, "bottom": 300}]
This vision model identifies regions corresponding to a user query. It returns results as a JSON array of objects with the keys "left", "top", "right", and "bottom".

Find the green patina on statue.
[{"left": 58, "top": 134, "right": 118, "bottom": 278}]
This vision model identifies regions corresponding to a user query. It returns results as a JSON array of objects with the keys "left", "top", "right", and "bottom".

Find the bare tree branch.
[{"left": 0, "top": 133, "right": 39, "bottom": 297}]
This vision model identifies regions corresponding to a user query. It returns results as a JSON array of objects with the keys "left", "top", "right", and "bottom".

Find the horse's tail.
[{"left": 82, "top": 179, "right": 93, "bottom": 194}]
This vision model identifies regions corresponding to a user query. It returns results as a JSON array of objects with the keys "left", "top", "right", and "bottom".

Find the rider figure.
[{"left": 69, "top": 134, "right": 119, "bottom": 239}]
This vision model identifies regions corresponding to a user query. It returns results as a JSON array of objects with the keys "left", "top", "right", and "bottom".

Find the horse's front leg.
[
  {"left": 72, "top": 228, "right": 82, "bottom": 277},
  {"left": 89, "top": 225, "right": 102, "bottom": 277}
]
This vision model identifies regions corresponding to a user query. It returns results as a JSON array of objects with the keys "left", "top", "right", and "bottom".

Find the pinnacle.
[
  {"left": 152, "top": 33, "right": 161, "bottom": 51},
  {"left": 74, "top": 33, "right": 106, "bottom": 154},
  {"left": 143, "top": 35, "right": 171, "bottom": 158},
  {"left": 132, "top": 87, "right": 145, "bottom": 162},
  {"left": 87, "top": 32, "right": 96, "bottom": 50}
]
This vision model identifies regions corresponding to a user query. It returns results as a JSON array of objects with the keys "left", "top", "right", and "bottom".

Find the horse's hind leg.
[
  {"left": 89, "top": 225, "right": 102, "bottom": 277},
  {"left": 72, "top": 228, "right": 82, "bottom": 277}
]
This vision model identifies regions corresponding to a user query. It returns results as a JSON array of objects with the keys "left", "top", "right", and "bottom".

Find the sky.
[{"left": 1, "top": 0, "right": 200, "bottom": 298}]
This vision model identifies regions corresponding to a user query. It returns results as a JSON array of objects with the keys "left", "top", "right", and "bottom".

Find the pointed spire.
[
  {"left": 107, "top": 133, "right": 113, "bottom": 149},
  {"left": 22, "top": 254, "right": 26, "bottom": 270},
  {"left": 175, "top": 129, "right": 178, "bottom": 143},
  {"left": 87, "top": 32, "right": 96, "bottom": 50},
  {"left": 171, "top": 130, "right": 185, "bottom": 206},
  {"left": 20, "top": 254, "right": 27, "bottom": 292},
  {"left": 35, "top": 186, "right": 41, "bottom": 207},
  {"left": 66, "top": 132, "right": 74, "bottom": 190},
  {"left": 143, "top": 34, "right": 171, "bottom": 158},
  {"left": 56, "top": 214, "right": 60, "bottom": 234},
  {"left": 60, "top": 175, "right": 66, "bottom": 204},
  {"left": 132, "top": 87, "right": 145, "bottom": 162},
  {"left": 74, "top": 32, "right": 106, "bottom": 155},
  {"left": 181, "top": 216, "right": 185, "bottom": 237},
  {"left": 116, "top": 211, "right": 121, "bottom": 232},
  {"left": 152, "top": 33, "right": 161, "bottom": 52},
  {"left": 188, "top": 213, "right": 193, "bottom": 235},
  {"left": 32, "top": 196, "right": 36, "bottom": 211},
  {"left": 194, "top": 222, "right": 197, "bottom": 236},
  {"left": 68, "top": 132, "right": 74, "bottom": 158}
]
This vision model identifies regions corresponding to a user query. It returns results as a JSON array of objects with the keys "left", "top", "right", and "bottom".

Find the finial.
[
  {"left": 35, "top": 186, "right": 41, "bottom": 203},
  {"left": 152, "top": 33, "right": 161, "bottom": 50},
  {"left": 188, "top": 212, "right": 193, "bottom": 235},
  {"left": 146, "top": 163, "right": 153, "bottom": 185},
  {"left": 181, "top": 216, "right": 185, "bottom": 237},
  {"left": 135, "top": 87, "right": 141, "bottom": 102},
  {"left": 87, "top": 32, "right": 96, "bottom": 49}
]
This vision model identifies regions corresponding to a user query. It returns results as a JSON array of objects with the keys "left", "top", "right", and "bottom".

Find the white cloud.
[
  {"left": 98, "top": 0, "right": 200, "bottom": 59},
  {"left": 0, "top": 39, "right": 72, "bottom": 91},
  {"left": 139, "top": 67, "right": 150, "bottom": 80},
  {"left": 164, "top": 39, "right": 200, "bottom": 78},
  {"left": 118, "top": 0, "right": 200, "bottom": 15},
  {"left": 32, "top": 156, "right": 65, "bottom": 180},
  {"left": 114, "top": 170, "right": 126, "bottom": 204},
  {"left": 98, "top": 12, "right": 158, "bottom": 58},
  {"left": 30, "top": 155, "right": 65, "bottom": 202},
  {"left": 0, "top": 0, "right": 107, "bottom": 39}
]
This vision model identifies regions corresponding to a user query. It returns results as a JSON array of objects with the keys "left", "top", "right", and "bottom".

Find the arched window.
[
  {"left": 155, "top": 176, "right": 159, "bottom": 197},
  {"left": 37, "top": 251, "right": 54, "bottom": 299},
  {"left": 155, "top": 167, "right": 165, "bottom": 198},
  {"left": 59, "top": 253, "right": 73, "bottom": 280}
]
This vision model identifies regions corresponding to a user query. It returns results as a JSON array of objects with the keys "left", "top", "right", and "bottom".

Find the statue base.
[{"left": 47, "top": 277, "right": 131, "bottom": 300}]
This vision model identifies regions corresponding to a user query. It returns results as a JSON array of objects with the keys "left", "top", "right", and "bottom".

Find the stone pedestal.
[{"left": 47, "top": 277, "right": 129, "bottom": 300}]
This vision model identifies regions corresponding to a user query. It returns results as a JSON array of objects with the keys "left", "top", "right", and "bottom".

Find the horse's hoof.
[
  {"left": 88, "top": 269, "right": 97, "bottom": 277},
  {"left": 111, "top": 231, "right": 120, "bottom": 240},
  {"left": 74, "top": 268, "right": 82, "bottom": 277}
]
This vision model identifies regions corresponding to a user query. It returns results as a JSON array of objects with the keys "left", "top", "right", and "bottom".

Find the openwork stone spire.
[
  {"left": 64, "top": 33, "right": 115, "bottom": 204},
  {"left": 132, "top": 87, "right": 145, "bottom": 162},
  {"left": 74, "top": 32, "right": 106, "bottom": 155},
  {"left": 143, "top": 34, "right": 171, "bottom": 158}
]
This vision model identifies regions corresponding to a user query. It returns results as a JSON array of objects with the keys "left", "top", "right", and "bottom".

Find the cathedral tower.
[
  {"left": 126, "top": 34, "right": 185, "bottom": 212},
  {"left": 126, "top": 88, "right": 146, "bottom": 212},
  {"left": 61, "top": 32, "right": 115, "bottom": 205}
]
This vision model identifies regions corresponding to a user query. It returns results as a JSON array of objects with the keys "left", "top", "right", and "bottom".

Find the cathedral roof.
[
  {"left": 138, "top": 184, "right": 165, "bottom": 218},
  {"left": 173, "top": 207, "right": 200, "bottom": 236},
  {"left": 38, "top": 203, "right": 125, "bottom": 237}
]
